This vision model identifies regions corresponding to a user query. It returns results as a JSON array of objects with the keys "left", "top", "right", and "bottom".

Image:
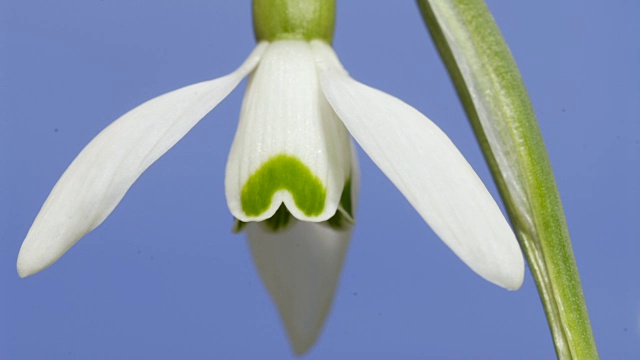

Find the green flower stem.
[
  {"left": 416, "top": 1, "right": 598, "bottom": 359},
  {"left": 253, "top": 0, "right": 335, "bottom": 42}
]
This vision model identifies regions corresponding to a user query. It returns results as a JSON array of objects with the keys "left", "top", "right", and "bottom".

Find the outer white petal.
[
  {"left": 311, "top": 40, "right": 524, "bottom": 290},
  {"left": 225, "top": 40, "right": 351, "bottom": 223},
  {"left": 17, "top": 43, "right": 268, "bottom": 278},
  {"left": 247, "top": 223, "right": 353, "bottom": 355}
]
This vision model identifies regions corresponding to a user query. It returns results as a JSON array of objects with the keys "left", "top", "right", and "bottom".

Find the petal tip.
[
  {"left": 506, "top": 262, "right": 525, "bottom": 291},
  {"left": 290, "top": 335, "right": 316, "bottom": 356},
  {"left": 281, "top": 306, "right": 328, "bottom": 357},
  {"left": 501, "top": 273, "right": 524, "bottom": 291},
  {"left": 16, "top": 253, "right": 39, "bottom": 278},
  {"left": 16, "top": 238, "right": 55, "bottom": 278},
  {"left": 491, "top": 252, "right": 525, "bottom": 291},
  {"left": 16, "top": 267, "right": 29, "bottom": 279}
]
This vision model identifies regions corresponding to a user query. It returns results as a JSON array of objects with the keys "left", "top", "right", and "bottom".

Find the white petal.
[
  {"left": 247, "top": 221, "right": 351, "bottom": 355},
  {"left": 17, "top": 43, "right": 268, "bottom": 278},
  {"left": 225, "top": 41, "right": 352, "bottom": 223},
  {"left": 311, "top": 40, "right": 524, "bottom": 290}
]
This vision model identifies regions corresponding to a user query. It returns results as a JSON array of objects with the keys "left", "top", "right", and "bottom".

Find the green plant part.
[
  {"left": 235, "top": 177, "right": 353, "bottom": 233},
  {"left": 326, "top": 177, "right": 354, "bottom": 230},
  {"left": 241, "top": 154, "right": 327, "bottom": 217},
  {"left": 253, "top": 0, "right": 335, "bottom": 42},
  {"left": 416, "top": 1, "right": 598, "bottom": 358}
]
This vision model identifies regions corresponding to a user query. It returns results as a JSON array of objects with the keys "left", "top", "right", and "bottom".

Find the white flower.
[{"left": 17, "top": 40, "right": 524, "bottom": 354}]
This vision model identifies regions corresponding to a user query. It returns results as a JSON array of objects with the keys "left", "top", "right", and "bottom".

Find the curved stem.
[{"left": 416, "top": 1, "right": 599, "bottom": 358}]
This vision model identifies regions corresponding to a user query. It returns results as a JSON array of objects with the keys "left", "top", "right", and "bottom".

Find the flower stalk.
[
  {"left": 253, "top": 0, "right": 335, "bottom": 42},
  {"left": 416, "top": 0, "right": 598, "bottom": 358}
]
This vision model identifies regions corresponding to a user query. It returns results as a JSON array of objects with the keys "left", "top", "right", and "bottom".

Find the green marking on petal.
[
  {"left": 327, "top": 177, "right": 354, "bottom": 230},
  {"left": 232, "top": 218, "right": 248, "bottom": 233},
  {"left": 263, "top": 204, "right": 293, "bottom": 232},
  {"left": 241, "top": 154, "right": 326, "bottom": 217},
  {"left": 232, "top": 204, "right": 293, "bottom": 234}
]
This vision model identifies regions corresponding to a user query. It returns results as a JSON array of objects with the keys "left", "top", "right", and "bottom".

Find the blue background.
[{"left": 1, "top": 1, "right": 638, "bottom": 358}]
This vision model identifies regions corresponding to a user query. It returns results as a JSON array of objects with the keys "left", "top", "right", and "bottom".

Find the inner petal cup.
[{"left": 225, "top": 41, "right": 352, "bottom": 223}]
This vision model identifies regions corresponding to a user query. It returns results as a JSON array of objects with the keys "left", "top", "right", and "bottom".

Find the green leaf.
[{"left": 416, "top": 1, "right": 599, "bottom": 359}]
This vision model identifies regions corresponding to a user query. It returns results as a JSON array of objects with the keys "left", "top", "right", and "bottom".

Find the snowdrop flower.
[{"left": 17, "top": 0, "right": 524, "bottom": 355}]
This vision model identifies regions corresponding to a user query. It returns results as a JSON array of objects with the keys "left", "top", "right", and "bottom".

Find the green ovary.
[{"left": 241, "top": 154, "right": 326, "bottom": 217}]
